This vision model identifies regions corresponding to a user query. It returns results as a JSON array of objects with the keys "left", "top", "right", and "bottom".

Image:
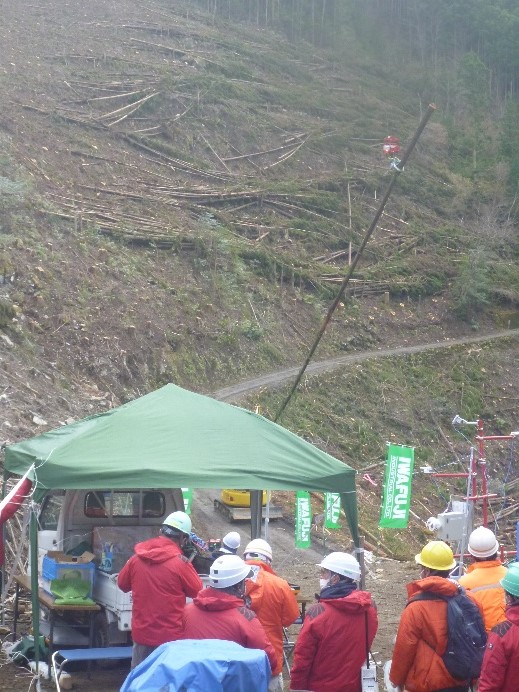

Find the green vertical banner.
[
  {"left": 379, "top": 444, "right": 414, "bottom": 528},
  {"left": 324, "top": 492, "right": 341, "bottom": 529},
  {"left": 182, "top": 488, "right": 193, "bottom": 515},
  {"left": 295, "top": 490, "right": 312, "bottom": 548}
]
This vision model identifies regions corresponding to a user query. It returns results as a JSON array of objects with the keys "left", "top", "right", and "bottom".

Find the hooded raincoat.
[
  {"left": 478, "top": 603, "right": 519, "bottom": 692},
  {"left": 289, "top": 581, "right": 378, "bottom": 692},
  {"left": 182, "top": 586, "right": 277, "bottom": 671},
  {"left": 246, "top": 560, "right": 300, "bottom": 675},
  {"left": 118, "top": 535, "right": 202, "bottom": 646},
  {"left": 458, "top": 560, "right": 507, "bottom": 632},
  {"left": 390, "top": 576, "right": 480, "bottom": 692}
]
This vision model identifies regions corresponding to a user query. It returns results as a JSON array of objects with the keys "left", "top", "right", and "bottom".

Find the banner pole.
[{"left": 357, "top": 536, "right": 366, "bottom": 590}]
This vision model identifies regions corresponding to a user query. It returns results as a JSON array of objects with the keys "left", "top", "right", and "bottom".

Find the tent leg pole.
[
  {"left": 0, "top": 468, "right": 5, "bottom": 625},
  {"left": 30, "top": 509, "right": 41, "bottom": 673},
  {"left": 250, "top": 490, "right": 262, "bottom": 539}
]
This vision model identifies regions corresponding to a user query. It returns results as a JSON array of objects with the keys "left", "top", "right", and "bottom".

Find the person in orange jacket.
[
  {"left": 244, "top": 539, "right": 300, "bottom": 691},
  {"left": 458, "top": 526, "right": 507, "bottom": 632},
  {"left": 390, "top": 541, "right": 482, "bottom": 692}
]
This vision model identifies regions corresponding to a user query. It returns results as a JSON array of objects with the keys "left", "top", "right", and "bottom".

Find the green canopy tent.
[
  {"left": 5, "top": 383, "right": 358, "bottom": 532},
  {"left": 4, "top": 383, "right": 358, "bottom": 665}
]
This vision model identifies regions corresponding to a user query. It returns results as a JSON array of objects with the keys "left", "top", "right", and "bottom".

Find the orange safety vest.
[{"left": 458, "top": 560, "right": 507, "bottom": 632}]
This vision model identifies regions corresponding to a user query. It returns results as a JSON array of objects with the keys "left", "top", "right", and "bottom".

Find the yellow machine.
[
  {"left": 221, "top": 489, "right": 267, "bottom": 507},
  {"left": 214, "top": 489, "right": 282, "bottom": 522}
]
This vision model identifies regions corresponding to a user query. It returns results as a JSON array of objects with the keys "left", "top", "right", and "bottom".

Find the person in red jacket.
[
  {"left": 458, "top": 526, "right": 507, "bottom": 632},
  {"left": 244, "top": 538, "right": 300, "bottom": 691},
  {"left": 478, "top": 562, "right": 519, "bottom": 692},
  {"left": 182, "top": 553, "right": 277, "bottom": 672},
  {"left": 290, "top": 552, "right": 378, "bottom": 692},
  {"left": 118, "top": 511, "right": 202, "bottom": 669},
  {"left": 390, "top": 540, "right": 478, "bottom": 692}
]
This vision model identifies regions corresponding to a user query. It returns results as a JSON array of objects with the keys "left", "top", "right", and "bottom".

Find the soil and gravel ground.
[{"left": 1, "top": 488, "right": 414, "bottom": 691}]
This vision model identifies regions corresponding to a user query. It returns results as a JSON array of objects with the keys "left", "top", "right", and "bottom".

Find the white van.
[{"left": 37, "top": 488, "right": 185, "bottom": 647}]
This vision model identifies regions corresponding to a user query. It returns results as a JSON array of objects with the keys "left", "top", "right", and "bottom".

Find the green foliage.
[
  {"left": 396, "top": 171, "right": 456, "bottom": 215},
  {"left": 349, "top": 0, "right": 519, "bottom": 103},
  {"left": 457, "top": 53, "right": 490, "bottom": 116},
  {"left": 488, "top": 261, "right": 519, "bottom": 305},
  {"left": 500, "top": 100, "right": 519, "bottom": 190},
  {"left": 0, "top": 298, "right": 16, "bottom": 328},
  {"left": 239, "top": 248, "right": 277, "bottom": 281},
  {"left": 240, "top": 320, "right": 263, "bottom": 341},
  {"left": 451, "top": 250, "right": 490, "bottom": 322}
]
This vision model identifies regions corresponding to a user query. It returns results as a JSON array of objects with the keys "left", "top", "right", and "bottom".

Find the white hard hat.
[
  {"left": 468, "top": 526, "right": 499, "bottom": 559},
  {"left": 318, "top": 552, "right": 361, "bottom": 580},
  {"left": 221, "top": 531, "right": 241, "bottom": 554},
  {"left": 244, "top": 538, "right": 273, "bottom": 562},
  {"left": 162, "top": 511, "right": 192, "bottom": 535},
  {"left": 210, "top": 555, "right": 253, "bottom": 589}
]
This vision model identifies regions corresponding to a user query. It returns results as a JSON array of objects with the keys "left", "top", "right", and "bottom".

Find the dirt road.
[{"left": 213, "top": 328, "right": 519, "bottom": 401}]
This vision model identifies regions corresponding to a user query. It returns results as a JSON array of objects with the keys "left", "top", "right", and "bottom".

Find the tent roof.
[{"left": 4, "top": 384, "right": 356, "bottom": 498}]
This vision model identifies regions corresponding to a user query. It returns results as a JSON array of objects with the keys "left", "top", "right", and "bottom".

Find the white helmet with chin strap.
[
  {"left": 161, "top": 511, "right": 192, "bottom": 539},
  {"left": 221, "top": 531, "right": 241, "bottom": 554},
  {"left": 210, "top": 555, "right": 253, "bottom": 589},
  {"left": 244, "top": 538, "right": 273, "bottom": 563},
  {"left": 318, "top": 552, "right": 361, "bottom": 581},
  {"left": 468, "top": 526, "right": 499, "bottom": 559}
]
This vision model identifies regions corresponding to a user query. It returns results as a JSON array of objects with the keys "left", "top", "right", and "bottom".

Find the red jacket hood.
[
  {"left": 406, "top": 575, "right": 459, "bottom": 599},
  {"left": 506, "top": 603, "right": 519, "bottom": 626},
  {"left": 321, "top": 589, "right": 374, "bottom": 613},
  {"left": 193, "top": 586, "right": 245, "bottom": 611},
  {"left": 134, "top": 535, "right": 182, "bottom": 564}
]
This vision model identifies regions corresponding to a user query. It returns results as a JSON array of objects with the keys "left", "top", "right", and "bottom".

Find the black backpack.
[{"left": 407, "top": 584, "right": 487, "bottom": 681}]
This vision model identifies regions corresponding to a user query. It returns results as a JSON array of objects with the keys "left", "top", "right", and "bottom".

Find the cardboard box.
[
  {"left": 44, "top": 550, "right": 95, "bottom": 565},
  {"left": 41, "top": 551, "right": 96, "bottom": 598}
]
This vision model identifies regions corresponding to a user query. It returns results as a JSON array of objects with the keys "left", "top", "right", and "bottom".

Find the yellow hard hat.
[{"left": 415, "top": 541, "right": 456, "bottom": 571}]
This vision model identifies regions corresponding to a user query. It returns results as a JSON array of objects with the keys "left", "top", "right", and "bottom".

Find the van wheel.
[{"left": 94, "top": 614, "right": 122, "bottom": 669}]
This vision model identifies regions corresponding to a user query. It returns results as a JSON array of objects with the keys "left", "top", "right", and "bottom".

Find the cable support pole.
[
  {"left": 274, "top": 103, "right": 437, "bottom": 424},
  {"left": 476, "top": 418, "right": 491, "bottom": 526}
]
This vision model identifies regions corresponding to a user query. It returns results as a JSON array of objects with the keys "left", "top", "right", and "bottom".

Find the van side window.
[
  {"left": 85, "top": 491, "right": 108, "bottom": 518},
  {"left": 83, "top": 491, "right": 166, "bottom": 518},
  {"left": 142, "top": 492, "right": 165, "bottom": 518},
  {"left": 39, "top": 492, "right": 65, "bottom": 530},
  {"left": 111, "top": 491, "right": 165, "bottom": 518}
]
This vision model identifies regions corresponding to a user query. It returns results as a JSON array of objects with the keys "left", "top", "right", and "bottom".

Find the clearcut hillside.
[{"left": 0, "top": 0, "right": 518, "bottom": 558}]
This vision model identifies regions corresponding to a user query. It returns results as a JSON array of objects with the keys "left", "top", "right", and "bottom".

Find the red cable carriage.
[{"left": 383, "top": 135, "right": 401, "bottom": 156}]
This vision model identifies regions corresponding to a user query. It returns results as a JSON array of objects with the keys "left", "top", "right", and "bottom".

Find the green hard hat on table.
[{"left": 501, "top": 562, "right": 519, "bottom": 597}]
